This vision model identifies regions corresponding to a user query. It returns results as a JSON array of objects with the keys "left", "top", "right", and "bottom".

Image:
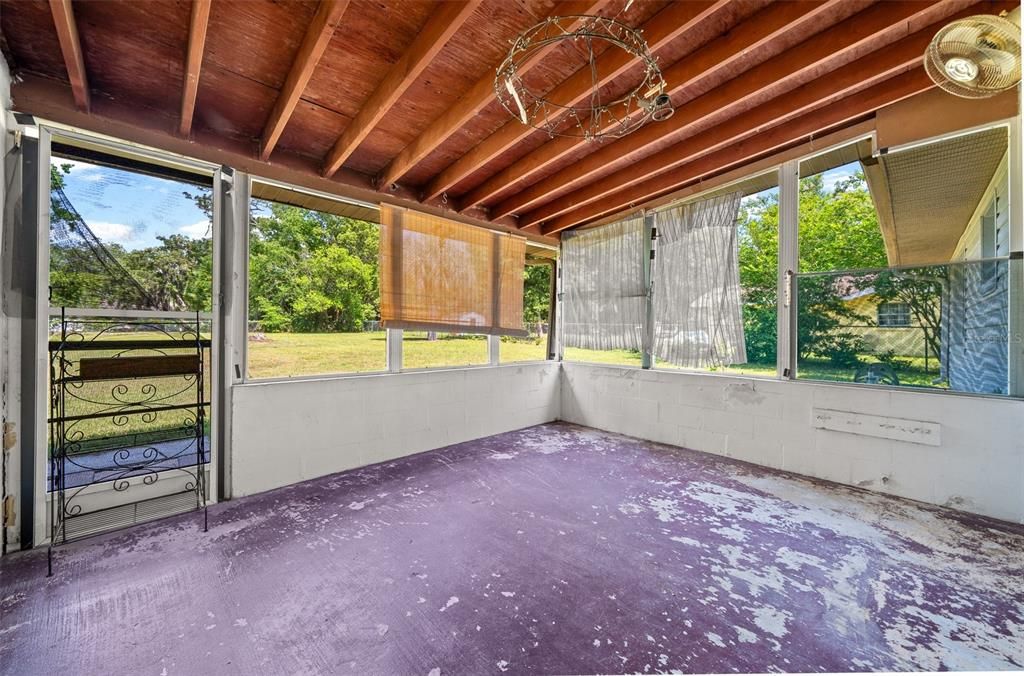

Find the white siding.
[{"left": 953, "top": 154, "right": 1009, "bottom": 261}]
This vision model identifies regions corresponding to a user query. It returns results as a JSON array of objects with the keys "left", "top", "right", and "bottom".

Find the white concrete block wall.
[
  {"left": 561, "top": 362, "right": 1024, "bottom": 524},
  {"left": 230, "top": 363, "right": 560, "bottom": 496}
]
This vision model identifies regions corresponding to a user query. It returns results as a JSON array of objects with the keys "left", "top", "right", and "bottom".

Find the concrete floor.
[{"left": 1, "top": 422, "right": 1022, "bottom": 674}]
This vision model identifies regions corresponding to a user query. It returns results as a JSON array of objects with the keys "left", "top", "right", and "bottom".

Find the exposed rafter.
[
  {"left": 419, "top": 0, "right": 728, "bottom": 202},
  {"left": 321, "top": 0, "right": 481, "bottom": 178},
  {"left": 179, "top": 0, "right": 212, "bottom": 136},
  {"left": 47, "top": 0, "right": 90, "bottom": 112},
  {"left": 260, "top": 0, "right": 351, "bottom": 160},
  {"left": 540, "top": 69, "right": 936, "bottom": 236},
  {"left": 374, "top": 0, "right": 612, "bottom": 192},
  {"left": 462, "top": 0, "right": 840, "bottom": 215},
  {"left": 525, "top": 24, "right": 938, "bottom": 231},
  {"left": 508, "top": 0, "right": 954, "bottom": 228}
]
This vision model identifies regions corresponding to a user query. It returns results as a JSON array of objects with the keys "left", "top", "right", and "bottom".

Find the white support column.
[
  {"left": 215, "top": 167, "right": 249, "bottom": 501},
  {"left": 488, "top": 334, "right": 500, "bottom": 366},
  {"left": 32, "top": 127, "right": 51, "bottom": 547},
  {"left": 641, "top": 211, "right": 655, "bottom": 369},
  {"left": 554, "top": 255, "right": 564, "bottom": 361},
  {"left": 386, "top": 328, "right": 403, "bottom": 372},
  {"left": 777, "top": 159, "right": 800, "bottom": 380},
  {"left": 1008, "top": 114, "right": 1023, "bottom": 397}
]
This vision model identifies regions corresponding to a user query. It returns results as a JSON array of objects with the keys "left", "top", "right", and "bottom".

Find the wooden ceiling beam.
[
  {"left": 179, "top": 0, "right": 212, "bottom": 136},
  {"left": 9, "top": 73, "right": 543, "bottom": 241},
  {"left": 260, "top": 0, "right": 351, "bottom": 160},
  {"left": 321, "top": 0, "right": 481, "bottom": 178},
  {"left": 47, "top": 0, "right": 90, "bottom": 112},
  {"left": 522, "top": 11, "right": 958, "bottom": 230},
  {"left": 374, "top": 0, "right": 613, "bottom": 192},
  {"left": 462, "top": 0, "right": 841, "bottom": 214},
  {"left": 540, "top": 69, "right": 935, "bottom": 236},
  {"left": 419, "top": 0, "right": 729, "bottom": 202},
  {"left": 503, "top": 0, "right": 955, "bottom": 226}
]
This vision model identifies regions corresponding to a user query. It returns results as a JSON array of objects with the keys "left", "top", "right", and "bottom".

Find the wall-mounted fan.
[{"left": 924, "top": 8, "right": 1021, "bottom": 99}]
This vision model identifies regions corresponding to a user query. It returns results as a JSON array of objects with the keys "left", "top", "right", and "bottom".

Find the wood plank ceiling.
[{"left": 2, "top": 0, "right": 1015, "bottom": 240}]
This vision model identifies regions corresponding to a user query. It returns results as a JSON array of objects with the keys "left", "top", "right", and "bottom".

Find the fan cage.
[{"left": 924, "top": 14, "right": 1021, "bottom": 99}]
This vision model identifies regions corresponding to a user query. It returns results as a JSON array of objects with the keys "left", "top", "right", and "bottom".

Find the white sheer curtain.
[
  {"left": 561, "top": 216, "right": 646, "bottom": 351},
  {"left": 653, "top": 192, "right": 746, "bottom": 368}
]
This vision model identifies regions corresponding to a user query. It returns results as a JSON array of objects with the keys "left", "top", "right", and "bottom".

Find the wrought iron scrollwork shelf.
[{"left": 47, "top": 309, "right": 211, "bottom": 576}]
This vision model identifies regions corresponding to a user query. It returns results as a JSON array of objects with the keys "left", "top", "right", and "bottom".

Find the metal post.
[
  {"left": 778, "top": 159, "right": 800, "bottom": 379},
  {"left": 1008, "top": 114, "right": 1023, "bottom": 397},
  {"left": 555, "top": 258, "right": 564, "bottom": 362},
  {"left": 386, "top": 328, "right": 403, "bottom": 372},
  {"left": 642, "top": 211, "right": 655, "bottom": 369},
  {"left": 545, "top": 259, "right": 557, "bottom": 361},
  {"left": 488, "top": 334, "right": 500, "bottom": 366}
]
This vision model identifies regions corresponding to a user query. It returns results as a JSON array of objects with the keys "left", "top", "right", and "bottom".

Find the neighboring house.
[{"left": 839, "top": 287, "right": 930, "bottom": 358}]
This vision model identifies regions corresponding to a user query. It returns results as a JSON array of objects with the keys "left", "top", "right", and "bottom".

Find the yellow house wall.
[{"left": 842, "top": 295, "right": 929, "bottom": 358}]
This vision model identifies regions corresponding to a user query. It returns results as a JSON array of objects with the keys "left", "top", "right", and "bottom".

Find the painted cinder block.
[
  {"left": 702, "top": 407, "right": 754, "bottom": 438},
  {"left": 560, "top": 363, "right": 1023, "bottom": 523},
  {"left": 658, "top": 400, "right": 704, "bottom": 430},
  {"left": 230, "top": 364, "right": 560, "bottom": 496}
]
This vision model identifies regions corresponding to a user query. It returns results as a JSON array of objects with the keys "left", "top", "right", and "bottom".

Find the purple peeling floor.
[{"left": 2, "top": 423, "right": 1022, "bottom": 674}]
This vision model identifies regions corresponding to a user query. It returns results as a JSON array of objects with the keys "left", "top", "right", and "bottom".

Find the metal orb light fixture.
[{"left": 494, "top": 14, "right": 673, "bottom": 142}]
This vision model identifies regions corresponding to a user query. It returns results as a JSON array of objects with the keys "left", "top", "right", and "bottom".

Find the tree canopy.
[
  {"left": 50, "top": 164, "right": 882, "bottom": 349},
  {"left": 737, "top": 168, "right": 888, "bottom": 364},
  {"left": 50, "top": 186, "right": 551, "bottom": 333}
]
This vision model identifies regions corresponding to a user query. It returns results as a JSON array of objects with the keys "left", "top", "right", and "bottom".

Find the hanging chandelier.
[{"left": 494, "top": 14, "right": 673, "bottom": 142}]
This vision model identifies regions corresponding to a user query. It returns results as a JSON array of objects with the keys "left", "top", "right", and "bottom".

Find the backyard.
[{"left": 247, "top": 331, "right": 945, "bottom": 389}]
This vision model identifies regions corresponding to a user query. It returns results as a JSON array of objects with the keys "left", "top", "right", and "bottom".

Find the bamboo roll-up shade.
[{"left": 379, "top": 205, "right": 528, "bottom": 336}]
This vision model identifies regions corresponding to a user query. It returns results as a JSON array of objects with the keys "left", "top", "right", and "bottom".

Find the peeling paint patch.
[{"left": 0, "top": 422, "right": 1021, "bottom": 674}]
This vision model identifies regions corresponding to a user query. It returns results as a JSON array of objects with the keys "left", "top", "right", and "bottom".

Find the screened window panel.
[
  {"left": 379, "top": 205, "right": 527, "bottom": 336},
  {"left": 561, "top": 216, "right": 646, "bottom": 351},
  {"left": 653, "top": 192, "right": 746, "bottom": 369}
]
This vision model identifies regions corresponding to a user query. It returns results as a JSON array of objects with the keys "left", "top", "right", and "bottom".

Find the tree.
[
  {"left": 736, "top": 169, "right": 889, "bottom": 365},
  {"left": 248, "top": 201, "right": 379, "bottom": 332},
  {"left": 736, "top": 189, "right": 780, "bottom": 363},
  {"left": 122, "top": 234, "right": 213, "bottom": 311},
  {"left": 523, "top": 263, "right": 552, "bottom": 327}
]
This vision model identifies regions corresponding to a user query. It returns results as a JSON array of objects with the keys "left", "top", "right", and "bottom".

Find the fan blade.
[
  {"left": 976, "top": 46, "right": 1021, "bottom": 76},
  {"left": 942, "top": 23, "right": 986, "bottom": 45}
]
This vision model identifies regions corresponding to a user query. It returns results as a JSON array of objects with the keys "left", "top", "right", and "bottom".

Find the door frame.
[{"left": 31, "top": 123, "right": 224, "bottom": 545}]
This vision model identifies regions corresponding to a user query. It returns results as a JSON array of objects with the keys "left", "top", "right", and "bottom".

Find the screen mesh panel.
[
  {"left": 653, "top": 192, "right": 746, "bottom": 369},
  {"left": 560, "top": 216, "right": 646, "bottom": 351}
]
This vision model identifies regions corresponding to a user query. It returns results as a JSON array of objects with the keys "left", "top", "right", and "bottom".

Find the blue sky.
[
  {"left": 52, "top": 157, "right": 211, "bottom": 250},
  {"left": 820, "top": 162, "right": 859, "bottom": 191},
  {"left": 51, "top": 157, "right": 862, "bottom": 250}
]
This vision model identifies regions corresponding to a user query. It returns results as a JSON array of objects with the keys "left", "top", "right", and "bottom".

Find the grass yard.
[
  {"left": 48, "top": 332, "right": 212, "bottom": 455},
  {"left": 55, "top": 331, "right": 945, "bottom": 450},
  {"left": 563, "top": 347, "right": 945, "bottom": 389},
  {"left": 247, "top": 331, "right": 549, "bottom": 378},
  {"left": 249, "top": 333, "right": 944, "bottom": 389}
]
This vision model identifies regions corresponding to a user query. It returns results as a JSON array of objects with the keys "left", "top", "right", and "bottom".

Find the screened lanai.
[{"left": 0, "top": 1, "right": 1022, "bottom": 674}]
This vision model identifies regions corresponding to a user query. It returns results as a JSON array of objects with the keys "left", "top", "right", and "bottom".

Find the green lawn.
[
  {"left": 48, "top": 332, "right": 212, "bottom": 455},
  {"left": 54, "top": 331, "right": 944, "bottom": 452},
  {"left": 250, "top": 333, "right": 944, "bottom": 389},
  {"left": 247, "top": 331, "right": 549, "bottom": 378},
  {"left": 562, "top": 347, "right": 945, "bottom": 389}
]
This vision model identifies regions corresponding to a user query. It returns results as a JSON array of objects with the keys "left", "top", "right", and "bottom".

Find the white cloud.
[
  {"left": 55, "top": 158, "right": 105, "bottom": 181},
  {"left": 179, "top": 220, "right": 211, "bottom": 239},
  {"left": 87, "top": 221, "right": 136, "bottom": 244}
]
